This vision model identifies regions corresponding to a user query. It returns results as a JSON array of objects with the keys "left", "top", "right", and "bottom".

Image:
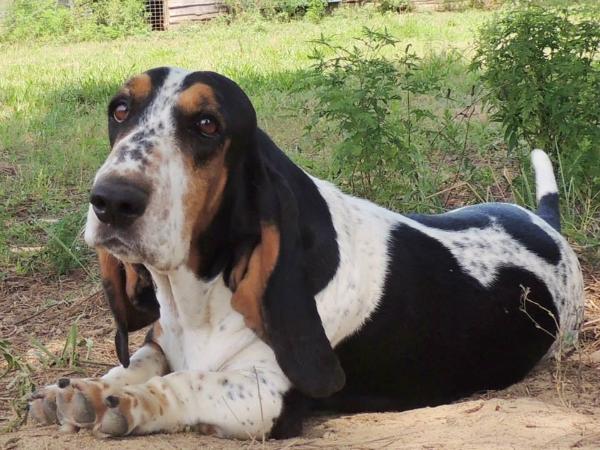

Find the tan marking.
[
  {"left": 178, "top": 82, "right": 219, "bottom": 114},
  {"left": 122, "top": 73, "right": 152, "bottom": 100},
  {"left": 97, "top": 248, "right": 129, "bottom": 330},
  {"left": 151, "top": 322, "right": 163, "bottom": 339},
  {"left": 97, "top": 248, "right": 159, "bottom": 338},
  {"left": 115, "top": 395, "right": 135, "bottom": 431},
  {"left": 138, "top": 393, "right": 158, "bottom": 417},
  {"left": 124, "top": 263, "right": 139, "bottom": 299},
  {"left": 184, "top": 141, "right": 229, "bottom": 273},
  {"left": 78, "top": 381, "right": 107, "bottom": 419},
  {"left": 230, "top": 223, "right": 280, "bottom": 336},
  {"left": 155, "top": 389, "right": 169, "bottom": 410},
  {"left": 98, "top": 247, "right": 121, "bottom": 281},
  {"left": 229, "top": 251, "right": 251, "bottom": 291}
]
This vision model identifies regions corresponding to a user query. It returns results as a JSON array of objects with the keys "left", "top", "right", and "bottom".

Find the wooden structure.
[
  {"left": 146, "top": 0, "right": 475, "bottom": 30},
  {"left": 147, "top": 0, "right": 227, "bottom": 30}
]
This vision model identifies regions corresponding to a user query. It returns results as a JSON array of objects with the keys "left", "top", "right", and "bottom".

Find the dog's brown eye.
[
  {"left": 197, "top": 117, "right": 218, "bottom": 136},
  {"left": 113, "top": 103, "right": 129, "bottom": 123}
]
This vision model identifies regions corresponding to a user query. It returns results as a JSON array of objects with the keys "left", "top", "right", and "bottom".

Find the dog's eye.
[
  {"left": 196, "top": 116, "right": 219, "bottom": 137},
  {"left": 113, "top": 103, "right": 129, "bottom": 123}
]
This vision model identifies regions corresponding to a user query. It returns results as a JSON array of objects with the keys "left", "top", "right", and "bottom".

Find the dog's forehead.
[{"left": 122, "top": 68, "right": 225, "bottom": 117}]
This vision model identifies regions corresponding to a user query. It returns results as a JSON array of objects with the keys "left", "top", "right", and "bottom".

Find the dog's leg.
[
  {"left": 94, "top": 368, "right": 289, "bottom": 439},
  {"left": 35, "top": 366, "right": 289, "bottom": 439},
  {"left": 29, "top": 342, "right": 168, "bottom": 431}
]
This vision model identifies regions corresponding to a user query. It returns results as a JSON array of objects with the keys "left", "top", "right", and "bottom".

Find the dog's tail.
[{"left": 531, "top": 149, "right": 560, "bottom": 231}]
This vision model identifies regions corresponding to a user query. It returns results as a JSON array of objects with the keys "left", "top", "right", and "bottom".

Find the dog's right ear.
[{"left": 97, "top": 249, "right": 160, "bottom": 367}]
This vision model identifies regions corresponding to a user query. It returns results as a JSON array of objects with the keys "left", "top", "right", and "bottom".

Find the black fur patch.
[
  {"left": 269, "top": 389, "right": 311, "bottom": 439},
  {"left": 322, "top": 223, "right": 557, "bottom": 412}
]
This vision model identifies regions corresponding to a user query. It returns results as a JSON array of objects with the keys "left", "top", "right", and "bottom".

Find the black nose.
[{"left": 90, "top": 180, "right": 149, "bottom": 228}]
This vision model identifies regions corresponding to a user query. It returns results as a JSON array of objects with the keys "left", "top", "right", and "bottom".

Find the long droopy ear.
[
  {"left": 97, "top": 249, "right": 160, "bottom": 367},
  {"left": 229, "top": 159, "right": 345, "bottom": 399}
]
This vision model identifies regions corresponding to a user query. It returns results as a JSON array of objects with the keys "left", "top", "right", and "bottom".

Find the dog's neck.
[{"left": 147, "top": 265, "right": 233, "bottom": 330}]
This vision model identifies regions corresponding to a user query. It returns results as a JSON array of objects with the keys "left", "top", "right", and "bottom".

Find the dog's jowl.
[{"left": 29, "top": 68, "right": 584, "bottom": 439}]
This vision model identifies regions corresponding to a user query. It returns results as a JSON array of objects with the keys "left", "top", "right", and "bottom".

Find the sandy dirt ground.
[{"left": 1, "top": 265, "right": 599, "bottom": 449}]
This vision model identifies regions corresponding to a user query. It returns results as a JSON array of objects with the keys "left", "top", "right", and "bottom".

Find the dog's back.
[{"left": 307, "top": 149, "right": 583, "bottom": 413}]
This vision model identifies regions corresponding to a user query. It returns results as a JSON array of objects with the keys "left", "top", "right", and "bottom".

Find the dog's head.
[
  {"left": 85, "top": 68, "right": 256, "bottom": 271},
  {"left": 87, "top": 68, "right": 345, "bottom": 398}
]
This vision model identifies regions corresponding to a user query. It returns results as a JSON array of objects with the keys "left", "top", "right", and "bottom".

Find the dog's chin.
[
  {"left": 95, "top": 237, "right": 185, "bottom": 272},
  {"left": 85, "top": 221, "right": 187, "bottom": 272},
  {"left": 96, "top": 236, "right": 143, "bottom": 263},
  {"left": 85, "top": 222, "right": 142, "bottom": 263}
]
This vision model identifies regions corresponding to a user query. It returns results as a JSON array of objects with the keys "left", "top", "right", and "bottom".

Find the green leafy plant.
[
  {"left": 305, "top": 28, "right": 439, "bottom": 202},
  {"left": 0, "top": 339, "right": 34, "bottom": 431},
  {"left": 472, "top": 5, "right": 600, "bottom": 186},
  {"left": 223, "top": 0, "right": 308, "bottom": 21},
  {"left": 1, "top": 0, "right": 74, "bottom": 41},
  {"left": 306, "top": 0, "right": 328, "bottom": 23},
  {"left": 30, "top": 322, "right": 86, "bottom": 370},
  {"left": 42, "top": 209, "right": 92, "bottom": 276},
  {"left": 377, "top": 0, "right": 412, "bottom": 13},
  {"left": 1, "top": 0, "right": 149, "bottom": 42}
]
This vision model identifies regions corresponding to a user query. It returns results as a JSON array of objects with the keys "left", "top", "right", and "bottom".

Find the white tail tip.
[{"left": 531, "top": 149, "right": 558, "bottom": 202}]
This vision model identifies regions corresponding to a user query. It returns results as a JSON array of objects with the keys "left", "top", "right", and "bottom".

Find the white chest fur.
[{"left": 148, "top": 267, "right": 264, "bottom": 373}]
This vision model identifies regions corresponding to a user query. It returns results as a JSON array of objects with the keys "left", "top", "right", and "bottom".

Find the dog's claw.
[{"left": 104, "top": 395, "right": 120, "bottom": 408}]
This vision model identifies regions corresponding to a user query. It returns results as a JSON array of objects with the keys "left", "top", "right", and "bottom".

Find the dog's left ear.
[
  {"left": 229, "top": 152, "right": 345, "bottom": 399},
  {"left": 97, "top": 249, "right": 160, "bottom": 367}
]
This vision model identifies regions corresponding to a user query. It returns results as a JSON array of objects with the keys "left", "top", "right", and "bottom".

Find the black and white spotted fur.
[{"left": 29, "top": 68, "right": 584, "bottom": 440}]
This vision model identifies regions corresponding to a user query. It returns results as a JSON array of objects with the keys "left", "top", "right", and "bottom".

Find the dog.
[{"left": 29, "top": 68, "right": 584, "bottom": 439}]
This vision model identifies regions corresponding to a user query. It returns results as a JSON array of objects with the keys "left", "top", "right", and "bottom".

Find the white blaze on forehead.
[
  {"left": 132, "top": 68, "right": 194, "bottom": 270},
  {"left": 96, "top": 67, "right": 192, "bottom": 178}
]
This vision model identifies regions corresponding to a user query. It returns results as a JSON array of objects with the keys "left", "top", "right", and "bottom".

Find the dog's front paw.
[
  {"left": 54, "top": 378, "right": 110, "bottom": 432},
  {"left": 29, "top": 378, "right": 130, "bottom": 435}
]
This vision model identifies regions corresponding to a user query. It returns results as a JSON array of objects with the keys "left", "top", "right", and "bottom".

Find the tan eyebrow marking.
[
  {"left": 120, "top": 73, "right": 152, "bottom": 100},
  {"left": 178, "top": 82, "right": 219, "bottom": 114}
]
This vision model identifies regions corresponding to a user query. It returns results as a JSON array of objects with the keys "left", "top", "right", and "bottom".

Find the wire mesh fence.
[{"left": 147, "top": 0, "right": 166, "bottom": 30}]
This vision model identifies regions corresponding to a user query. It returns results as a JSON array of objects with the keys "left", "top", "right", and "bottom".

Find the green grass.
[{"left": 0, "top": 7, "right": 597, "bottom": 278}]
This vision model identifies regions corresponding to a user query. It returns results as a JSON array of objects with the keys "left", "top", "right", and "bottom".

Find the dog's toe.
[
  {"left": 55, "top": 378, "right": 109, "bottom": 430},
  {"left": 28, "top": 387, "right": 59, "bottom": 425},
  {"left": 95, "top": 395, "right": 132, "bottom": 437}
]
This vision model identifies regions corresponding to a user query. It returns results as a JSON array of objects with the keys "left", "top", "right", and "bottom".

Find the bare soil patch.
[{"left": 1, "top": 264, "right": 599, "bottom": 449}]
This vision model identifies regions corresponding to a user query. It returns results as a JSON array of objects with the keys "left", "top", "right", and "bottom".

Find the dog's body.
[{"left": 29, "top": 68, "right": 584, "bottom": 439}]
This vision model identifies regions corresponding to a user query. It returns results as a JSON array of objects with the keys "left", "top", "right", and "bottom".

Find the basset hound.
[{"left": 29, "top": 67, "right": 584, "bottom": 440}]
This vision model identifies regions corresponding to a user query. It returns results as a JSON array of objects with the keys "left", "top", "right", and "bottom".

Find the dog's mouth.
[
  {"left": 93, "top": 228, "right": 143, "bottom": 262},
  {"left": 98, "top": 235, "right": 130, "bottom": 250}
]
